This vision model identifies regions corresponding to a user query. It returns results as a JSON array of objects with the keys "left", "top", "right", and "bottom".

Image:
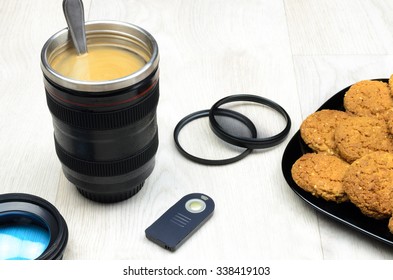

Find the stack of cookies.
[{"left": 291, "top": 77, "right": 393, "bottom": 234}]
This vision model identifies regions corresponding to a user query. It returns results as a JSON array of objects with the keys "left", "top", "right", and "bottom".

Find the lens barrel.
[
  {"left": 0, "top": 193, "right": 68, "bottom": 260},
  {"left": 41, "top": 21, "right": 160, "bottom": 203}
]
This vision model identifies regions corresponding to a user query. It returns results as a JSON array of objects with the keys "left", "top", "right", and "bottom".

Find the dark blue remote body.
[{"left": 145, "top": 193, "right": 215, "bottom": 251}]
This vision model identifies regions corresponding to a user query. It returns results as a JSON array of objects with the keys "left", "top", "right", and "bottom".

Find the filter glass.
[{"left": 0, "top": 215, "right": 50, "bottom": 260}]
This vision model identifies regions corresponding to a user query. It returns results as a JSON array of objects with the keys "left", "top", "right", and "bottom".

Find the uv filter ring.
[
  {"left": 0, "top": 193, "right": 68, "bottom": 260},
  {"left": 209, "top": 94, "right": 291, "bottom": 149},
  {"left": 174, "top": 109, "right": 257, "bottom": 165}
]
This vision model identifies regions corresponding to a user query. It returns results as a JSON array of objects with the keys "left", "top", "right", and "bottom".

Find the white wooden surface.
[{"left": 1, "top": 0, "right": 393, "bottom": 259}]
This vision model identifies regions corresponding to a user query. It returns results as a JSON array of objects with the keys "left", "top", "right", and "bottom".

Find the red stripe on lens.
[{"left": 47, "top": 79, "right": 158, "bottom": 108}]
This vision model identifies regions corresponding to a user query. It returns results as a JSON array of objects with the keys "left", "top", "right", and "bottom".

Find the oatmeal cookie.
[
  {"left": 334, "top": 116, "right": 393, "bottom": 163},
  {"left": 343, "top": 80, "right": 393, "bottom": 119},
  {"left": 300, "top": 109, "right": 350, "bottom": 155},
  {"left": 384, "top": 108, "right": 393, "bottom": 135},
  {"left": 343, "top": 151, "right": 393, "bottom": 219},
  {"left": 389, "top": 74, "right": 393, "bottom": 97},
  {"left": 291, "top": 153, "right": 349, "bottom": 203},
  {"left": 389, "top": 216, "right": 393, "bottom": 234}
]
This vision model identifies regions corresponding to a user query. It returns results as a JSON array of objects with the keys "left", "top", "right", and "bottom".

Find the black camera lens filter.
[
  {"left": 0, "top": 193, "right": 68, "bottom": 260},
  {"left": 209, "top": 94, "right": 291, "bottom": 149},
  {"left": 174, "top": 94, "right": 291, "bottom": 165},
  {"left": 174, "top": 109, "right": 257, "bottom": 165}
]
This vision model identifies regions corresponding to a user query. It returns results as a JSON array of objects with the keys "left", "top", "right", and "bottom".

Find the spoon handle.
[{"left": 63, "top": 0, "right": 87, "bottom": 55}]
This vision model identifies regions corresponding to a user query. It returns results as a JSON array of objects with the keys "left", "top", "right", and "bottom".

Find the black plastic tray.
[{"left": 281, "top": 78, "right": 393, "bottom": 246}]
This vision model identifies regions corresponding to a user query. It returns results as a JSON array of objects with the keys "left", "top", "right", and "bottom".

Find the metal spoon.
[{"left": 63, "top": 0, "right": 87, "bottom": 55}]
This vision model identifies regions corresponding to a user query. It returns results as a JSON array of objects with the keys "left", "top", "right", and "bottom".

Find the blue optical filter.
[
  {"left": 0, "top": 216, "right": 50, "bottom": 260},
  {"left": 0, "top": 193, "right": 68, "bottom": 260}
]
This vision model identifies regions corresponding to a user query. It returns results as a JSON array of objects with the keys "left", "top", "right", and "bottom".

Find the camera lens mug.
[{"left": 41, "top": 21, "right": 160, "bottom": 203}]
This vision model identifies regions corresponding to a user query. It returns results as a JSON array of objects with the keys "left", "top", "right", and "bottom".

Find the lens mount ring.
[
  {"left": 0, "top": 193, "right": 68, "bottom": 260},
  {"left": 209, "top": 94, "right": 291, "bottom": 149},
  {"left": 174, "top": 109, "right": 257, "bottom": 165}
]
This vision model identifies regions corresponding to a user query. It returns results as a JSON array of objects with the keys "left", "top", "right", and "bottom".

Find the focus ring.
[
  {"left": 46, "top": 84, "right": 159, "bottom": 130},
  {"left": 55, "top": 132, "right": 159, "bottom": 177}
]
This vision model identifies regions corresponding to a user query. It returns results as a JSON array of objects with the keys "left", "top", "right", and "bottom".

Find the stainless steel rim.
[{"left": 41, "top": 20, "right": 159, "bottom": 93}]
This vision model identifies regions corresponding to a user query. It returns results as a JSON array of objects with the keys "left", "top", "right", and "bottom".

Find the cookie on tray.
[
  {"left": 300, "top": 109, "right": 350, "bottom": 155},
  {"left": 343, "top": 151, "right": 393, "bottom": 219},
  {"left": 389, "top": 217, "right": 393, "bottom": 234},
  {"left": 343, "top": 80, "right": 393, "bottom": 119},
  {"left": 384, "top": 108, "right": 393, "bottom": 135},
  {"left": 291, "top": 153, "right": 349, "bottom": 203},
  {"left": 389, "top": 74, "right": 393, "bottom": 97},
  {"left": 334, "top": 116, "right": 393, "bottom": 163}
]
